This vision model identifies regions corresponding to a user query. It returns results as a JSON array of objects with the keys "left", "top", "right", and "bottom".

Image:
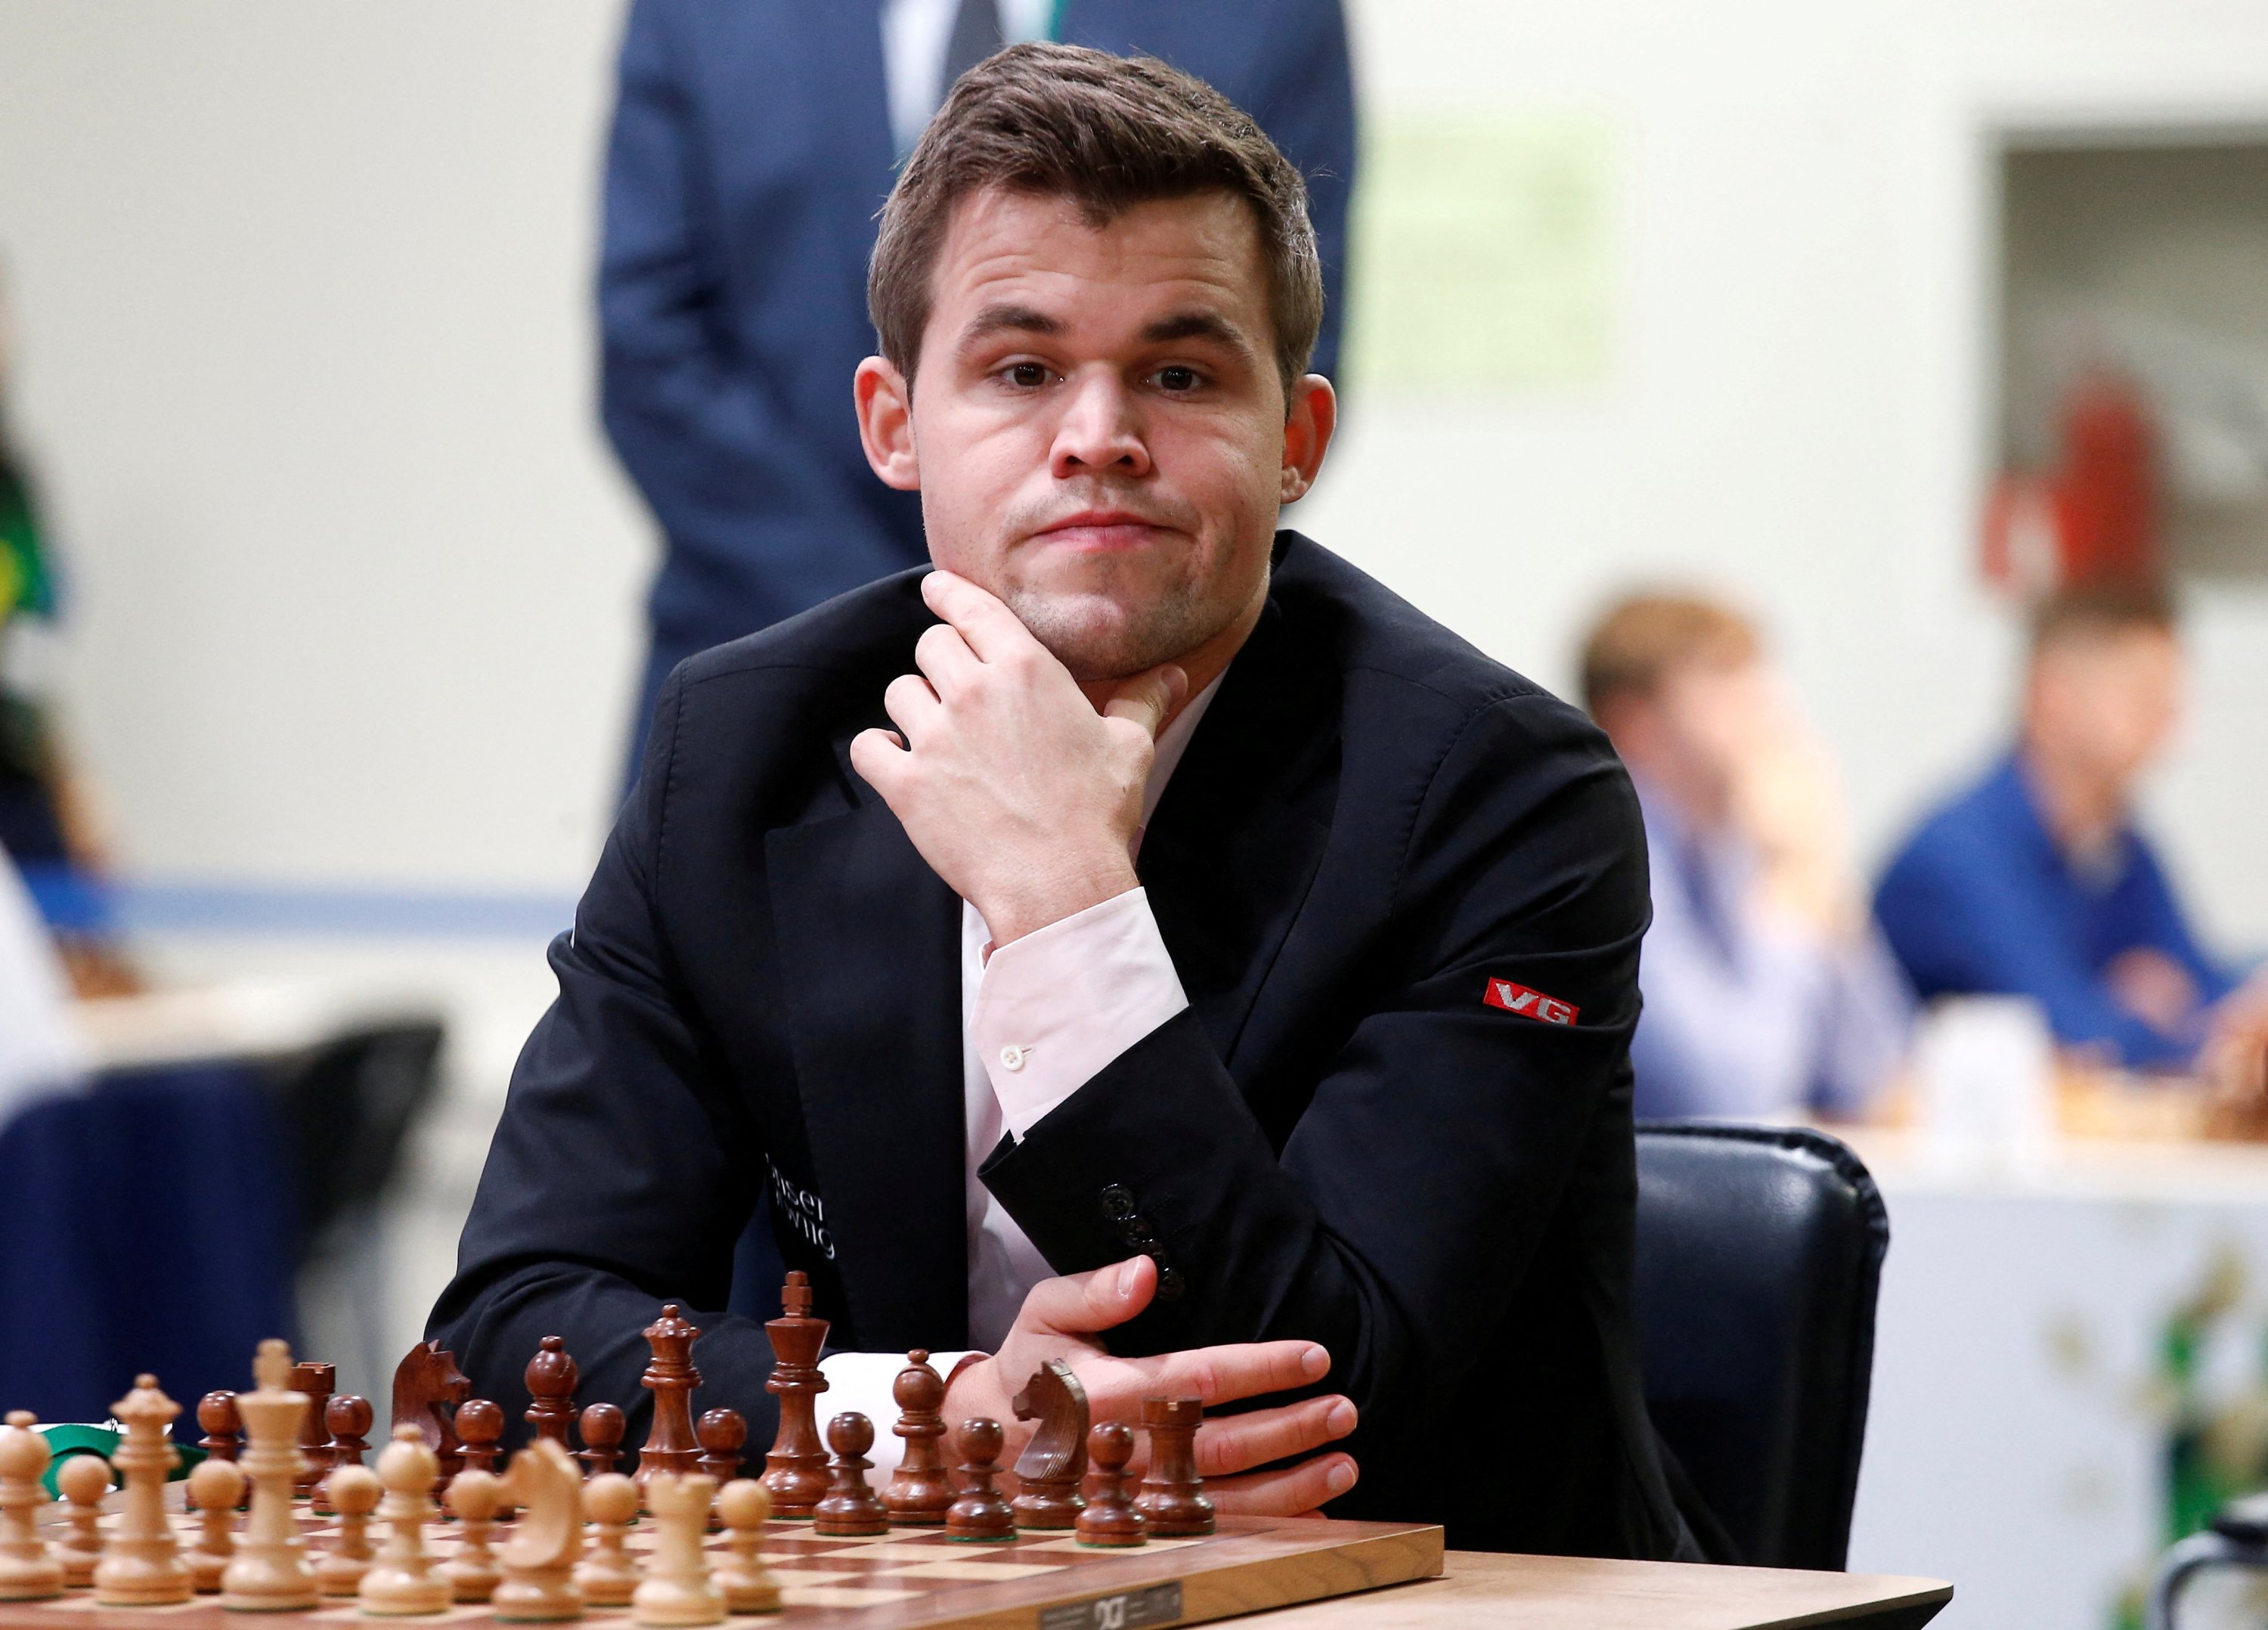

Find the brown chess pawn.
[
  {"left": 52, "top": 1453, "right": 110, "bottom": 1588},
  {"left": 314, "top": 1393, "right": 373, "bottom": 1516},
  {"left": 713, "top": 1480, "right": 779, "bottom": 1614},
  {"left": 1134, "top": 1397, "right": 1214, "bottom": 1536},
  {"left": 575, "top": 1473, "right": 641, "bottom": 1608},
  {"left": 440, "top": 1467, "right": 503, "bottom": 1603},
  {"left": 812, "top": 1413, "right": 887, "bottom": 1536},
  {"left": 290, "top": 1362, "right": 336, "bottom": 1498},
  {"left": 1074, "top": 1422, "right": 1147, "bottom": 1548},
  {"left": 95, "top": 1374, "right": 191, "bottom": 1606},
  {"left": 184, "top": 1458, "right": 246, "bottom": 1592},
  {"left": 315, "top": 1465, "right": 381, "bottom": 1597},
  {"left": 525, "top": 1336, "right": 581, "bottom": 1449},
  {"left": 0, "top": 1412, "right": 62, "bottom": 1602},
  {"left": 943, "top": 1418, "right": 1015, "bottom": 1544},
  {"left": 758, "top": 1272, "right": 829, "bottom": 1519},
  {"left": 695, "top": 1408, "right": 745, "bottom": 1486},
  {"left": 882, "top": 1350, "right": 953, "bottom": 1526},
  {"left": 197, "top": 1390, "right": 242, "bottom": 1461},
  {"left": 577, "top": 1402, "right": 627, "bottom": 1480},
  {"left": 455, "top": 1398, "right": 506, "bottom": 1476}
]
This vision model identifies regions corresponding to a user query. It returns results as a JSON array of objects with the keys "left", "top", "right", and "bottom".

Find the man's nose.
[{"left": 1050, "top": 373, "right": 1151, "bottom": 479}]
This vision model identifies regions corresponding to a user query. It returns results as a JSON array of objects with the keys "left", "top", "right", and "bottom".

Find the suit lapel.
[{"left": 767, "top": 736, "right": 968, "bottom": 1352}]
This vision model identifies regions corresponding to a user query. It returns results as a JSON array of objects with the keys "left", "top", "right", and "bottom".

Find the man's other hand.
[
  {"left": 848, "top": 571, "right": 1187, "bottom": 945},
  {"left": 942, "top": 1253, "right": 1359, "bottom": 1517}
]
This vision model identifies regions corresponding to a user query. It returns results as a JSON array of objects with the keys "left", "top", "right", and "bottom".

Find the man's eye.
[
  {"left": 1155, "top": 366, "right": 1201, "bottom": 392},
  {"left": 1005, "top": 362, "right": 1050, "bottom": 388}
]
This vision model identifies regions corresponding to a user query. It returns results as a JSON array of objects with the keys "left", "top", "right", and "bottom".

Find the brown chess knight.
[{"left": 429, "top": 42, "right": 1695, "bottom": 1560}]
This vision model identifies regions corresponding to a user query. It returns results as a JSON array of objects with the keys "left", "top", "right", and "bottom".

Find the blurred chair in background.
[
  {"left": 1875, "top": 584, "right": 2268, "bottom": 1085},
  {"left": 1581, "top": 593, "right": 1910, "bottom": 1122},
  {"left": 598, "top": 0, "right": 1356, "bottom": 774}
]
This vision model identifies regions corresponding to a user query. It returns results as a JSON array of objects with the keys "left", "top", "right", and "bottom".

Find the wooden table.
[{"left": 1247, "top": 1551, "right": 1951, "bottom": 1628}]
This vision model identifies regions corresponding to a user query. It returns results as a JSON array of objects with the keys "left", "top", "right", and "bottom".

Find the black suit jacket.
[{"left": 432, "top": 532, "right": 1690, "bottom": 1558}]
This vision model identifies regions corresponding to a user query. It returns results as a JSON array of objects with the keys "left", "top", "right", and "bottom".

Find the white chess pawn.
[
  {"left": 714, "top": 1480, "right": 779, "bottom": 1616},
  {"left": 359, "top": 1424, "right": 450, "bottom": 1616},
  {"left": 94, "top": 1374, "right": 192, "bottom": 1605},
  {"left": 52, "top": 1453, "right": 110, "bottom": 1588},
  {"left": 574, "top": 1473, "right": 641, "bottom": 1608},
  {"left": 184, "top": 1457, "right": 246, "bottom": 1593},
  {"left": 0, "top": 1411, "right": 62, "bottom": 1601},
  {"left": 315, "top": 1464, "right": 382, "bottom": 1598},
  {"left": 633, "top": 1472, "right": 722, "bottom": 1627},
  {"left": 442, "top": 1467, "right": 503, "bottom": 1604},
  {"left": 219, "top": 1339, "right": 318, "bottom": 1610}
]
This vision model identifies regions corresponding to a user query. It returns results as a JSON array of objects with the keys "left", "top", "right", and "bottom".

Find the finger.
[
  {"left": 1100, "top": 663, "right": 1188, "bottom": 739},
  {"left": 847, "top": 727, "right": 909, "bottom": 791},
  {"left": 1143, "top": 1339, "right": 1330, "bottom": 1408},
  {"left": 1206, "top": 1452, "right": 1359, "bottom": 1517},
  {"left": 912, "top": 621, "right": 982, "bottom": 699},
  {"left": 921, "top": 569, "right": 1045, "bottom": 664},
  {"left": 1019, "top": 1255, "right": 1157, "bottom": 1340},
  {"left": 881, "top": 672, "right": 943, "bottom": 744},
  {"left": 1191, "top": 1396, "right": 1356, "bottom": 1480}
]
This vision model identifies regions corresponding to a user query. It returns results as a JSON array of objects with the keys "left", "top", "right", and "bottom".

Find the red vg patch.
[{"left": 1483, "top": 978, "right": 1578, "bottom": 1026}]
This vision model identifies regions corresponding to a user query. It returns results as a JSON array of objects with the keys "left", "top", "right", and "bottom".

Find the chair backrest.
[
  {"left": 260, "top": 1020, "right": 445, "bottom": 1261},
  {"left": 1632, "top": 1121, "right": 1889, "bottom": 1570}
]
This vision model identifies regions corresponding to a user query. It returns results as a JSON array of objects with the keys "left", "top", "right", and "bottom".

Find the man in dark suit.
[
  {"left": 600, "top": 0, "right": 1356, "bottom": 770},
  {"left": 440, "top": 46, "right": 1689, "bottom": 1555}
]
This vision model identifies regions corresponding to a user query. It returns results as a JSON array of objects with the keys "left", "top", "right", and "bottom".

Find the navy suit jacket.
[
  {"left": 433, "top": 533, "right": 1692, "bottom": 1559},
  {"left": 600, "top": 0, "right": 1358, "bottom": 717}
]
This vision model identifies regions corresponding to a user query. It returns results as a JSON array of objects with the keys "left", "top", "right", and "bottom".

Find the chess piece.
[
  {"left": 0, "top": 1411, "right": 63, "bottom": 1601},
  {"left": 494, "top": 1438, "right": 585, "bottom": 1622},
  {"left": 457, "top": 1398, "right": 506, "bottom": 1475},
  {"left": 219, "top": 1340, "right": 320, "bottom": 1610},
  {"left": 882, "top": 1350, "right": 952, "bottom": 1526},
  {"left": 390, "top": 1338, "right": 472, "bottom": 1483},
  {"left": 315, "top": 1393, "right": 374, "bottom": 1516},
  {"left": 573, "top": 1473, "right": 640, "bottom": 1608},
  {"left": 442, "top": 1467, "right": 503, "bottom": 1604},
  {"left": 1011, "top": 1360, "right": 1088, "bottom": 1530},
  {"left": 184, "top": 1457, "right": 246, "bottom": 1592},
  {"left": 53, "top": 1452, "right": 110, "bottom": 1588},
  {"left": 356, "top": 1422, "right": 450, "bottom": 1616},
  {"left": 695, "top": 1408, "right": 745, "bottom": 1486},
  {"left": 525, "top": 1337, "right": 581, "bottom": 1449},
  {"left": 636, "top": 1304, "right": 704, "bottom": 1514},
  {"left": 95, "top": 1374, "right": 192, "bottom": 1605},
  {"left": 197, "top": 1390, "right": 243, "bottom": 1461},
  {"left": 713, "top": 1480, "right": 779, "bottom": 1615},
  {"left": 315, "top": 1465, "right": 382, "bottom": 1597},
  {"left": 290, "top": 1361, "right": 336, "bottom": 1497},
  {"left": 758, "top": 1272, "right": 829, "bottom": 1519},
  {"left": 632, "top": 1473, "right": 722, "bottom": 1627},
  {"left": 1134, "top": 1396, "right": 1214, "bottom": 1536},
  {"left": 576, "top": 1402, "right": 626, "bottom": 1480},
  {"left": 943, "top": 1418, "right": 1014, "bottom": 1544},
  {"left": 812, "top": 1414, "right": 887, "bottom": 1536},
  {"left": 1075, "top": 1422, "right": 1147, "bottom": 1548}
]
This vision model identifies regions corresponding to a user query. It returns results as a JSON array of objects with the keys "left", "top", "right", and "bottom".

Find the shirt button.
[{"left": 998, "top": 1044, "right": 1026, "bottom": 1072}]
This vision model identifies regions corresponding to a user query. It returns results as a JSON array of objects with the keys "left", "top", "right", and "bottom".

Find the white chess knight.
[{"left": 494, "top": 1437, "right": 586, "bottom": 1621}]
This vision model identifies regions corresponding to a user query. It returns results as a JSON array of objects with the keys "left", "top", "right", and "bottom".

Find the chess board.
[{"left": 11, "top": 1501, "right": 1445, "bottom": 1630}]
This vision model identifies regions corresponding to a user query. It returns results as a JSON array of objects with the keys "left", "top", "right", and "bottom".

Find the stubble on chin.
[{"left": 1000, "top": 581, "right": 1219, "bottom": 683}]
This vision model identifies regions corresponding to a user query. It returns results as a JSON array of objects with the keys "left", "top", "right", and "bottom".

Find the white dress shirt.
[{"left": 817, "top": 674, "right": 1224, "bottom": 1477}]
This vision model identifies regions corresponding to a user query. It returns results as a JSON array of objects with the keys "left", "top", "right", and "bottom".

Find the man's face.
[
  {"left": 2028, "top": 625, "right": 2184, "bottom": 791},
  {"left": 854, "top": 187, "right": 1333, "bottom": 683}
]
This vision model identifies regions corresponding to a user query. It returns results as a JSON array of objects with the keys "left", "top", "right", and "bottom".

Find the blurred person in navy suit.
[
  {"left": 1582, "top": 593, "right": 1910, "bottom": 1122},
  {"left": 600, "top": 0, "right": 1356, "bottom": 772},
  {"left": 1876, "top": 584, "right": 2268, "bottom": 1077}
]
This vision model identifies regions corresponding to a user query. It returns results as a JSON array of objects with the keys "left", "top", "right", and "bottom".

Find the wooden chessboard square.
[
  {"left": 782, "top": 1540, "right": 960, "bottom": 1561},
  {"left": 1015, "top": 1535, "right": 1207, "bottom": 1554},
  {"left": 752, "top": 1567, "right": 863, "bottom": 1587},
  {"left": 874, "top": 1559, "right": 1069, "bottom": 1582},
  {"left": 777, "top": 1585, "right": 926, "bottom": 1608}
]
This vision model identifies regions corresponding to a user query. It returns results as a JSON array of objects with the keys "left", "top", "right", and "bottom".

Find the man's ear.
[
  {"left": 854, "top": 355, "right": 921, "bottom": 491},
  {"left": 1280, "top": 373, "right": 1337, "bottom": 504}
]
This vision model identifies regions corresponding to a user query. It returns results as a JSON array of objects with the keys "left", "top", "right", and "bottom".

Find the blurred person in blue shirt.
[
  {"left": 1582, "top": 593, "right": 1911, "bottom": 1122},
  {"left": 1875, "top": 583, "right": 2267, "bottom": 1074}
]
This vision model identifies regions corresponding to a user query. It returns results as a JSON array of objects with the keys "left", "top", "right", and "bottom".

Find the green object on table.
[{"left": 32, "top": 1422, "right": 206, "bottom": 1499}]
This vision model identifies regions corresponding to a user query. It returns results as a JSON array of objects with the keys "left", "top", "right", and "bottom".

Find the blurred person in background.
[
  {"left": 599, "top": 0, "right": 1356, "bottom": 774},
  {"left": 0, "top": 845, "right": 85, "bottom": 1126},
  {"left": 1582, "top": 593, "right": 1910, "bottom": 1121},
  {"left": 1876, "top": 584, "right": 2268, "bottom": 1077}
]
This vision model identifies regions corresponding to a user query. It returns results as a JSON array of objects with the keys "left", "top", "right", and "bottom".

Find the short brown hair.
[
  {"left": 867, "top": 43, "right": 1325, "bottom": 394},
  {"left": 1579, "top": 592, "right": 1761, "bottom": 715},
  {"left": 2028, "top": 580, "right": 2177, "bottom": 655}
]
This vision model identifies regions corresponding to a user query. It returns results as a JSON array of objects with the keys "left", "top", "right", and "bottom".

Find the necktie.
[{"left": 940, "top": 0, "right": 1005, "bottom": 96}]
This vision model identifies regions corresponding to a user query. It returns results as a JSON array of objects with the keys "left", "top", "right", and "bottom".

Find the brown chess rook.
[
  {"left": 943, "top": 1418, "right": 1015, "bottom": 1544},
  {"left": 315, "top": 1393, "right": 374, "bottom": 1516},
  {"left": 524, "top": 1336, "right": 581, "bottom": 1448},
  {"left": 578, "top": 1402, "right": 627, "bottom": 1479},
  {"left": 758, "top": 1272, "right": 829, "bottom": 1518},
  {"left": 289, "top": 1361, "right": 336, "bottom": 1497},
  {"left": 883, "top": 1349, "right": 953, "bottom": 1526},
  {"left": 1134, "top": 1396, "right": 1215, "bottom": 1536},
  {"left": 1011, "top": 1359, "right": 1088, "bottom": 1530},
  {"left": 389, "top": 1338, "right": 472, "bottom": 1481},
  {"left": 1075, "top": 1421, "right": 1148, "bottom": 1548},
  {"left": 635, "top": 1303, "right": 705, "bottom": 1513},
  {"left": 813, "top": 1412, "right": 888, "bottom": 1536},
  {"left": 455, "top": 1398, "right": 506, "bottom": 1476}
]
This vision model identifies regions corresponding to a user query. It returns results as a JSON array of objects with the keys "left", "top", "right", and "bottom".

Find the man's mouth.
[{"left": 1030, "top": 510, "right": 1176, "bottom": 550}]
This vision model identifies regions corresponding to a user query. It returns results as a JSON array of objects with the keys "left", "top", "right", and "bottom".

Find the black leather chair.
[{"left": 1634, "top": 1121, "right": 1890, "bottom": 1570}]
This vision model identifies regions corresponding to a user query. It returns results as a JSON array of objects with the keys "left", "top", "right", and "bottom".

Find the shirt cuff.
[
  {"left": 969, "top": 887, "right": 1189, "bottom": 1141},
  {"left": 813, "top": 1350, "right": 980, "bottom": 1489}
]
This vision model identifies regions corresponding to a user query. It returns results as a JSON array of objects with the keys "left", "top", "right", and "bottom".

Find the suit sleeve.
[
  {"left": 426, "top": 671, "right": 782, "bottom": 1446},
  {"left": 979, "top": 693, "right": 1647, "bottom": 1457}
]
